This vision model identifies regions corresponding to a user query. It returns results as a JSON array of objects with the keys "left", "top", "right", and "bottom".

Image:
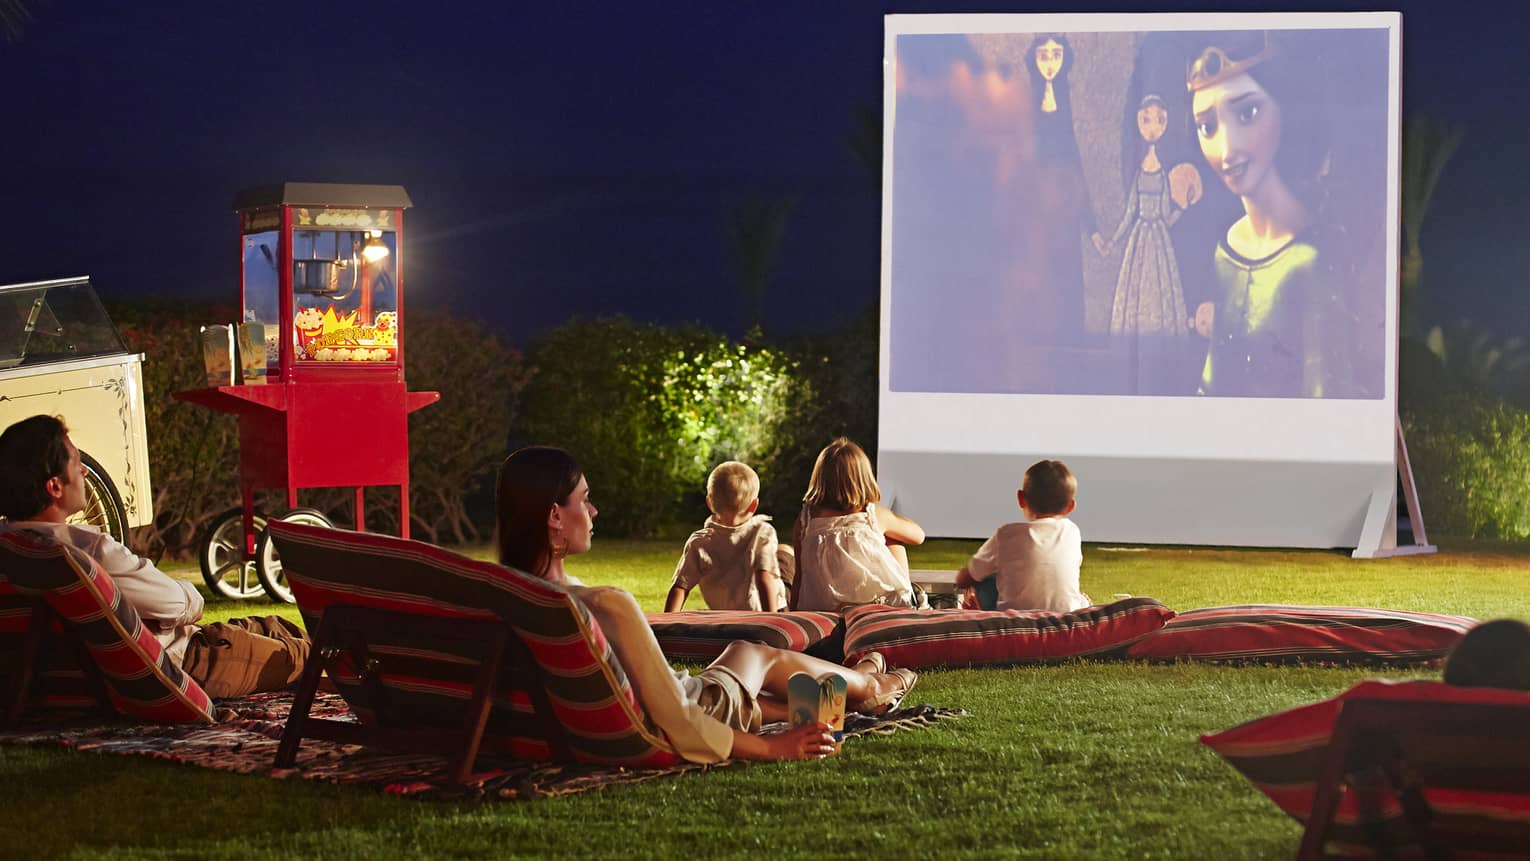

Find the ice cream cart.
[
  {"left": 0, "top": 276, "right": 154, "bottom": 541},
  {"left": 176, "top": 183, "right": 438, "bottom": 602}
]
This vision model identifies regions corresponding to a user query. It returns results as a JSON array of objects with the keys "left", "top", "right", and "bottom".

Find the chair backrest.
[
  {"left": 266, "top": 519, "right": 681, "bottom": 767},
  {"left": 1298, "top": 693, "right": 1530, "bottom": 859},
  {"left": 0, "top": 526, "right": 215, "bottom": 723}
]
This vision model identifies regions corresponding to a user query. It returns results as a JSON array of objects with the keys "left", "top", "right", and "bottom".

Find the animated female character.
[
  {"left": 1025, "top": 33, "right": 1097, "bottom": 345},
  {"left": 1094, "top": 95, "right": 1201, "bottom": 336},
  {"left": 1187, "top": 31, "right": 1352, "bottom": 397}
]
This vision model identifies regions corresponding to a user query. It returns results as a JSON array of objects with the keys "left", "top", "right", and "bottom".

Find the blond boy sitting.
[{"left": 665, "top": 461, "right": 790, "bottom": 612}]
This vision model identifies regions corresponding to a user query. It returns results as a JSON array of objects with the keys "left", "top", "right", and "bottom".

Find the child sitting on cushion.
[
  {"left": 665, "top": 461, "right": 790, "bottom": 612},
  {"left": 1444, "top": 618, "right": 1530, "bottom": 691},
  {"left": 955, "top": 459, "right": 1092, "bottom": 613},
  {"left": 790, "top": 438, "right": 926, "bottom": 612}
]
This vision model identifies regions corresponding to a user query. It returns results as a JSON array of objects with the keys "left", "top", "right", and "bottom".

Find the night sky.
[{"left": 3, "top": 0, "right": 1526, "bottom": 346}]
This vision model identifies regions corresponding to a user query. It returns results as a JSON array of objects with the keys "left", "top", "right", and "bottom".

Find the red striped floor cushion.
[
  {"left": 1125, "top": 605, "right": 1476, "bottom": 664},
  {"left": 841, "top": 597, "right": 1174, "bottom": 669},
  {"left": 645, "top": 611, "right": 843, "bottom": 662},
  {"left": 267, "top": 520, "right": 681, "bottom": 767},
  {"left": 1202, "top": 679, "right": 1530, "bottom": 855},
  {"left": 0, "top": 527, "right": 215, "bottom": 723}
]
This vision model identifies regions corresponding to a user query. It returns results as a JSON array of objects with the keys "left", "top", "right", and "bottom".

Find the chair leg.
[
  {"left": 275, "top": 643, "right": 333, "bottom": 768},
  {"left": 447, "top": 628, "right": 508, "bottom": 785},
  {"left": 1299, "top": 709, "right": 1362, "bottom": 861}
]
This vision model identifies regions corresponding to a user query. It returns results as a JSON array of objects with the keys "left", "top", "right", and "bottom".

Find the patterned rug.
[{"left": 0, "top": 692, "right": 967, "bottom": 801}]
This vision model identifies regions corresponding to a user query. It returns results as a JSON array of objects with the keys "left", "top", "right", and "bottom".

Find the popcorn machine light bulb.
[{"left": 361, "top": 231, "right": 390, "bottom": 262}]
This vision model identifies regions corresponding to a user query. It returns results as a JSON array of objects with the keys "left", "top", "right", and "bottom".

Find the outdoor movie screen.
[
  {"left": 878, "top": 13, "right": 1400, "bottom": 548},
  {"left": 888, "top": 20, "right": 1389, "bottom": 399}
]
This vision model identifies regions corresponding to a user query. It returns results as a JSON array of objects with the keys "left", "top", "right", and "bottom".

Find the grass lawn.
[{"left": 5, "top": 539, "right": 1528, "bottom": 859}]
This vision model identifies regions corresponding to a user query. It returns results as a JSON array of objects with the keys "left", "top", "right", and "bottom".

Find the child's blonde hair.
[
  {"left": 803, "top": 437, "right": 881, "bottom": 512},
  {"left": 1023, "top": 460, "right": 1076, "bottom": 516},
  {"left": 707, "top": 461, "right": 760, "bottom": 517}
]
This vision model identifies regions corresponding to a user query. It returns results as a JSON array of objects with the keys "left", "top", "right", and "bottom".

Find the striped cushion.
[
  {"left": 0, "top": 527, "right": 214, "bottom": 723},
  {"left": 841, "top": 597, "right": 1174, "bottom": 668},
  {"left": 1126, "top": 605, "right": 1476, "bottom": 663},
  {"left": 1202, "top": 679, "right": 1530, "bottom": 854},
  {"left": 266, "top": 519, "right": 680, "bottom": 767},
  {"left": 645, "top": 611, "right": 843, "bottom": 661}
]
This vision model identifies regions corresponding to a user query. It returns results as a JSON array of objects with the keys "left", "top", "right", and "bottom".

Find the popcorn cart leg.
[
  {"left": 399, "top": 481, "right": 410, "bottom": 540},
  {"left": 354, "top": 487, "right": 366, "bottom": 532},
  {"left": 241, "top": 484, "right": 258, "bottom": 558}
]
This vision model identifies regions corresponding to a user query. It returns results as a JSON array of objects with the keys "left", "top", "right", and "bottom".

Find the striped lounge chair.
[
  {"left": 266, "top": 520, "right": 683, "bottom": 784},
  {"left": 0, "top": 525, "right": 216, "bottom": 725}
]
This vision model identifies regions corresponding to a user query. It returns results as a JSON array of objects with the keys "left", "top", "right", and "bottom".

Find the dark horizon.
[{"left": 3, "top": 1, "right": 1527, "bottom": 347}]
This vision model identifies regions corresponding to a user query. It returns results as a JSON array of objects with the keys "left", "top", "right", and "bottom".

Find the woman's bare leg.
[
  {"left": 709, "top": 641, "right": 904, "bottom": 711},
  {"left": 757, "top": 692, "right": 789, "bottom": 723}
]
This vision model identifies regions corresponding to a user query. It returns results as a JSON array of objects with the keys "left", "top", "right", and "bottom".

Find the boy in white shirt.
[
  {"left": 955, "top": 459, "right": 1091, "bottom": 613},
  {"left": 664, "top": 461, "right": 789, "bottom": 612}
]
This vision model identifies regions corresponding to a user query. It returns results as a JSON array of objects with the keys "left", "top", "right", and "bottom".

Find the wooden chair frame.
[
  {"left": 1298, "top": 696, "right": 1530, "bottom": 860},
  {"left": 275, "top": 605, "right": 574, "bottom": 785},
  {"left": 2, "top": 598, "right": 114, "bottom": 728}
]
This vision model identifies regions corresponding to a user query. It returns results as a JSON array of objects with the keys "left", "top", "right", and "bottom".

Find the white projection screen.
[{"left": 878, "top": 12, "right": 1401, "bottom": 554}]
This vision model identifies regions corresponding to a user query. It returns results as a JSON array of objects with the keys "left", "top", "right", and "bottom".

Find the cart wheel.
[
  {"left": 197, "top": 507, "right": 270, "bottom": 600},
  {"left": 255, "top": 508, "right": 334, "bottom": 604},
  {"left": 65, "top": 451, "right": 130, "bottom": 544}
]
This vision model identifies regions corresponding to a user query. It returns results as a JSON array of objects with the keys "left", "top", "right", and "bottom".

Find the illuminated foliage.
[
  {"left": 519, "top": 318, "right": 807, "bottom": 537},
  {"left": 1402, "top": 340, "right": 1530, "bottom": 541}
]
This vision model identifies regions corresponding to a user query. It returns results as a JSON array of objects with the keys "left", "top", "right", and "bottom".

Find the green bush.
[
  {"left": 518, "top": 318, "right": 806, "bottom": 537},
  {"left": 1402, "top": 338, "right": 1530, "bottom": 540}
]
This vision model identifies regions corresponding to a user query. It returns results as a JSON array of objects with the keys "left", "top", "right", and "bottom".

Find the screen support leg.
[{"left": 1353, "top": 413, "right": 1437, "bottom": 559}]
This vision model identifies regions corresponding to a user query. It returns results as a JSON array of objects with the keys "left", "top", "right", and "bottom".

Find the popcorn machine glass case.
[{"left": 237, "top": 183, "right": 412, "bottom": 381}]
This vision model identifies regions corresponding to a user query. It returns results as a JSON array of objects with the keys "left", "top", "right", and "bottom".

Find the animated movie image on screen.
[{"left": 888, "top": 26, "right": 1389, "bottom": 399}]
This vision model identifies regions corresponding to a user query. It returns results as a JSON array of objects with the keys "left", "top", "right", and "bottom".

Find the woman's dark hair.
[
  {"left": 1189, "top": 30, "right": 1333, "bottom": 215},
  {"left": 495, "top": 446, "right": 582, "bottom": 577},
  {"left": 0, "top": 415, "right": 71, "bottom": 520},
  {"left": 1444, "top": 619, "right": 1530, "bottom": 691}
]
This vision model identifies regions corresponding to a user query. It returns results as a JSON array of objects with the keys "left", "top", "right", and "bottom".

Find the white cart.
[{"left": 0, "top": 276, "right": 153, "bottom": 540}]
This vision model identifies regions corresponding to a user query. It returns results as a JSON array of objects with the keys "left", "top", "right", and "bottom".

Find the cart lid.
[{"left": 233, "top": 183, "right": 412, "bottom": 211}]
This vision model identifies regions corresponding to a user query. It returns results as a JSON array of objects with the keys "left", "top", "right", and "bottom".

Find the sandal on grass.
[{"left": 860, "top": 668, "right": 917, "bottom": 716}]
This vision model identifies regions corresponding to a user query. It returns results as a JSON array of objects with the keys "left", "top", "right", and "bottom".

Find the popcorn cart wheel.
[
  {"left": 68, "top": 451, "right": 129, "bottom": 543},
  {"left": 198, "top": 507, "right": 271, "bottom": 599},
  {"left": 255, "top": 508, "right": 334, "bottom": 603}
]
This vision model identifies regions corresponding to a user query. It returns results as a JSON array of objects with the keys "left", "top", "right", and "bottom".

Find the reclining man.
[{"left": 0, "top": 415, "right": 309, "bottom": 698}]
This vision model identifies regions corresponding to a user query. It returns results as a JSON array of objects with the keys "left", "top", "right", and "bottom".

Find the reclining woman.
[{"left": 496, "top": 446, "right": 918, "bottom": 763}]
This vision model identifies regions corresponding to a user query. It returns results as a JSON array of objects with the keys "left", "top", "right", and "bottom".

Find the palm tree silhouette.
[{"left": 1400, "top": 114, "right": 1464, "bottom": 336}]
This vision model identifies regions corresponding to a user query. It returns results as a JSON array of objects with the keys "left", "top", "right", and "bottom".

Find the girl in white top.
[
  {"left": 495, "top": 446, "right": 918, "bottom": 764},
  {"left": 790, "top": 438, "right": 927, "bottom": 612}
]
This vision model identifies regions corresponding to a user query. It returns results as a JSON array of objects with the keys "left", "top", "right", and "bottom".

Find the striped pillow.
[
  {"left": 1202, "top": 679, "right": 1530, "bottom": 854},
  {"left": 646, "top": 611, "right": 843, "bottom": 661},
  {"left": 841, "top": 597, "right": 1174, "bottom": 669},
  {"left": 0, "top": 527, "right": 215, "bottom": 723},
  {"left": 266, "top": 519, "right": 681, "bottom": 767},
  {"left": 1125, "top": 605, "right": 1476, "bottom": 664}
]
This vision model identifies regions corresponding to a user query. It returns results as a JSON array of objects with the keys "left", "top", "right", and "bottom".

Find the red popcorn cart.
[{"left": 176, "top": 183, "right": 439, "bottom": 602}]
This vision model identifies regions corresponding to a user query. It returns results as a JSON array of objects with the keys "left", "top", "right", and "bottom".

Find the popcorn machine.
[{"left": 176, "top": 183, "right": 439, "bottom": 602}]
